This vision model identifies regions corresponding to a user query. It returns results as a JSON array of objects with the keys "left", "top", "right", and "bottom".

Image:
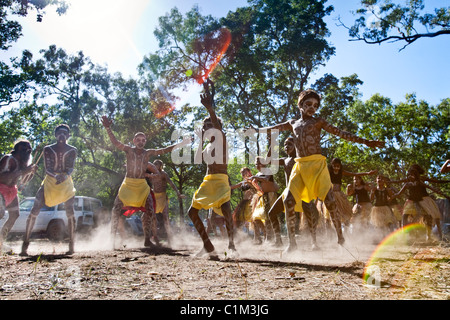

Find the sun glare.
[{"left": 28, "top": 0, "right": 151, "bottom": 74}]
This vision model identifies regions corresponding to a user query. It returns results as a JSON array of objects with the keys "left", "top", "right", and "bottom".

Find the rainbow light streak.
[
  {"left": 363, "top": 223, "right": 429, "bottom": 286},
  {"left": 153, "top": 28, "right": 232, "bottom": 119}
]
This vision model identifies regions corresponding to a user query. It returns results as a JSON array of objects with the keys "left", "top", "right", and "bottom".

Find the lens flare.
[
  {"left": 363, "top": 223, "right": 426, "bottom": 284},
  {"left": 152, "top": 28, "right": 232, "bottom": 119},
  {"left": 153, "top": 86, "right": 177, "bottom": 119},
  {"left": 194, "top": 27, "right": 232, "bottom": 86},
  {"left": 362, "top": 223, "right": 449, "bottom": 299}
]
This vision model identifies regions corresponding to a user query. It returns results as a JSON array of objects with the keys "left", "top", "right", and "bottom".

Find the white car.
[{"left": 0, "top": 196, "right": 103, "bottom": 241}]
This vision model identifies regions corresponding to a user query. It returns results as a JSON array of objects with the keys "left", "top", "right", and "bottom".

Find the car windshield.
[{"left": 20, "top": 199, "right": 54, "bottom": 211}]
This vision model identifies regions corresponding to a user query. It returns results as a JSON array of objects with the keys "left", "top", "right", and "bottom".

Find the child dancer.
[
  {"left": 347, "top": 175, "right": 373, "bottom": 230},
  {"left": 394, "top": 166, "right": 449, "bottom": 241},
  {"left": 327, "top": 158, "right": 377, "bottom": 231},
  {"left": 369, "top": 175, "right": 396, "bottom": 237}
]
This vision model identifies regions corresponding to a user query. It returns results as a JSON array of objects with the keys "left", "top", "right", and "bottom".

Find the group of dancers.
[{"left": 0, "top": 86, "right": 448, "bottom": 258}]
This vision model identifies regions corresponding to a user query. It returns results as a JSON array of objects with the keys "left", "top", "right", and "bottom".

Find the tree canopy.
[
  {"left": 340, "top": 0, "right": 450, "bottom": 50},
  {"left": 1, "top": 0, "right": 449, "bottom": 219}
]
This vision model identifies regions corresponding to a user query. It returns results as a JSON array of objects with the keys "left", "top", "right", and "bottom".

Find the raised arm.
[
  {"left": 101, "top": 116, "right": 128, "bottom": 151},
  {"left": 200, "top": 89, "right": 222, "bottom": 131},
  {"left": 392, "top": 182, "right": 409, "bottom": 199}
]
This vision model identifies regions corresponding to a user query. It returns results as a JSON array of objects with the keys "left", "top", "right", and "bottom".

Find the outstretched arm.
[
  {"left": 342, "top": 169, "right": 378, "bottom": 177},
  {"left": 254, "top": 121, "right": 293, "bottom": 134},
  {"left": 165, "top": 172, "right": 185, "bottom": 199},
  {"left": 148, "top": 137, "right": 191, "bottom": 157},
  {"left": 321, "top": 119, "right": 385, "bottom": 149},
  {"left": 422, "top": 175, "right": 450, "bottom": 184},
  {"left": 392, "top": 182, "right": 409, "bottom": 199},
  {"left": 422, "top": 181, "right": 450, "bottom": 200},
  {"left": 441, "top": 160, "right": 450, "bottom": 174}
]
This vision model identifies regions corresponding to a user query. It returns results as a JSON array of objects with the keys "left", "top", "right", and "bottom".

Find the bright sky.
[{"left": 5, "top": 0, "right": 450, "bottom": 106}]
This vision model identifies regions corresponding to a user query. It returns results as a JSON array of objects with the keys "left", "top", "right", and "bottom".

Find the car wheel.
[{"left": 47, "top": 220, "right": 65, "bottom": 242}]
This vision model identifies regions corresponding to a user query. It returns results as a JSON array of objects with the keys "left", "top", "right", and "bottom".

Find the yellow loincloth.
[
  {"left": 282, "top": 154, "right": 332, "bottom": 213},
  {"left": 43, "top": 175, "right": 76, "bottom": 207},
  {"left": 154, "top": 192, "right": 168, "bottom": 214},
  {"left": 192, "top": 174, "right": 230, "bottom": 217},
  {"left": 118, "top": 177, "right": 150, "bottom": 208},
  {"left": 252, "top": 191, "right": 277, "bottom": 222}
]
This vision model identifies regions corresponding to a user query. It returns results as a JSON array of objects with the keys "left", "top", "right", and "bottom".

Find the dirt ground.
[{"left": 0, "top": 225, "right": 449, "bottom": 302}]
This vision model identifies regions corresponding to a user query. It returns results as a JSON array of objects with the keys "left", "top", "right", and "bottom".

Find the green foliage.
[
  {"left": 1, "top": 0, "right": 449, "bottom": 213},
  {"left": 345, "top": 0, "right": 450, "bottom": 49},
  {"left": 0, "top": 0, "right": 68, "bottom": 50}
]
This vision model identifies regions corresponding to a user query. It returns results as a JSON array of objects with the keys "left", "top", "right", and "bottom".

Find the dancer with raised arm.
[
  {"left": 102, "top": 116, "right": 189, "bottom": 249},
  {"left": 188, "top": 82, "right": 236, "bottom": 259}
]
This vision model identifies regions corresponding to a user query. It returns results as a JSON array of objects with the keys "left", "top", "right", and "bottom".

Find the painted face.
[
  {"left": 376, "top": 176, "right": 384, "bottom": 186},
  {"left": 407, "top": 170, "right": 418, "bottom": 182},
  {"left": 332, "top": 163, "right": 341, "bottom": 172},
  {"left": 301, "top": 97, "right": 320, "bottom": 117},
  {"left": 242, "top": 169, "right": 252, "bottom": 179},
  {"left": 55, "top": 129, "right": 70, "bottom": 143},
  {"left": 133, "top": 135, "right": 147, "bottom": 149},
  {"left": 18, "top": 142, "right": 32, "bottom": 161},
  {"left": 284, "top": 140, "right": 295, "bottom": 156}
]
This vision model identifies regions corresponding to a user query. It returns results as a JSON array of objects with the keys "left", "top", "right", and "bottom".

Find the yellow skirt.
[
  {"left": 118, "top": 177, "right": 150, "bottom": 208},
  {"left": 282, "top": 154, "right": 332, "bottom": 213},
  {"left": 43, "top": 175, "right": 76, "bottom": 207},
  {"left": 154, "top": 192, "right": 168, "bottom": 214},
  {"left": 252, "top": 191, "right": 277, "bottom": 222},
  {"left": 192, "top": 174, "right": 231, "bottom": 216}
]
